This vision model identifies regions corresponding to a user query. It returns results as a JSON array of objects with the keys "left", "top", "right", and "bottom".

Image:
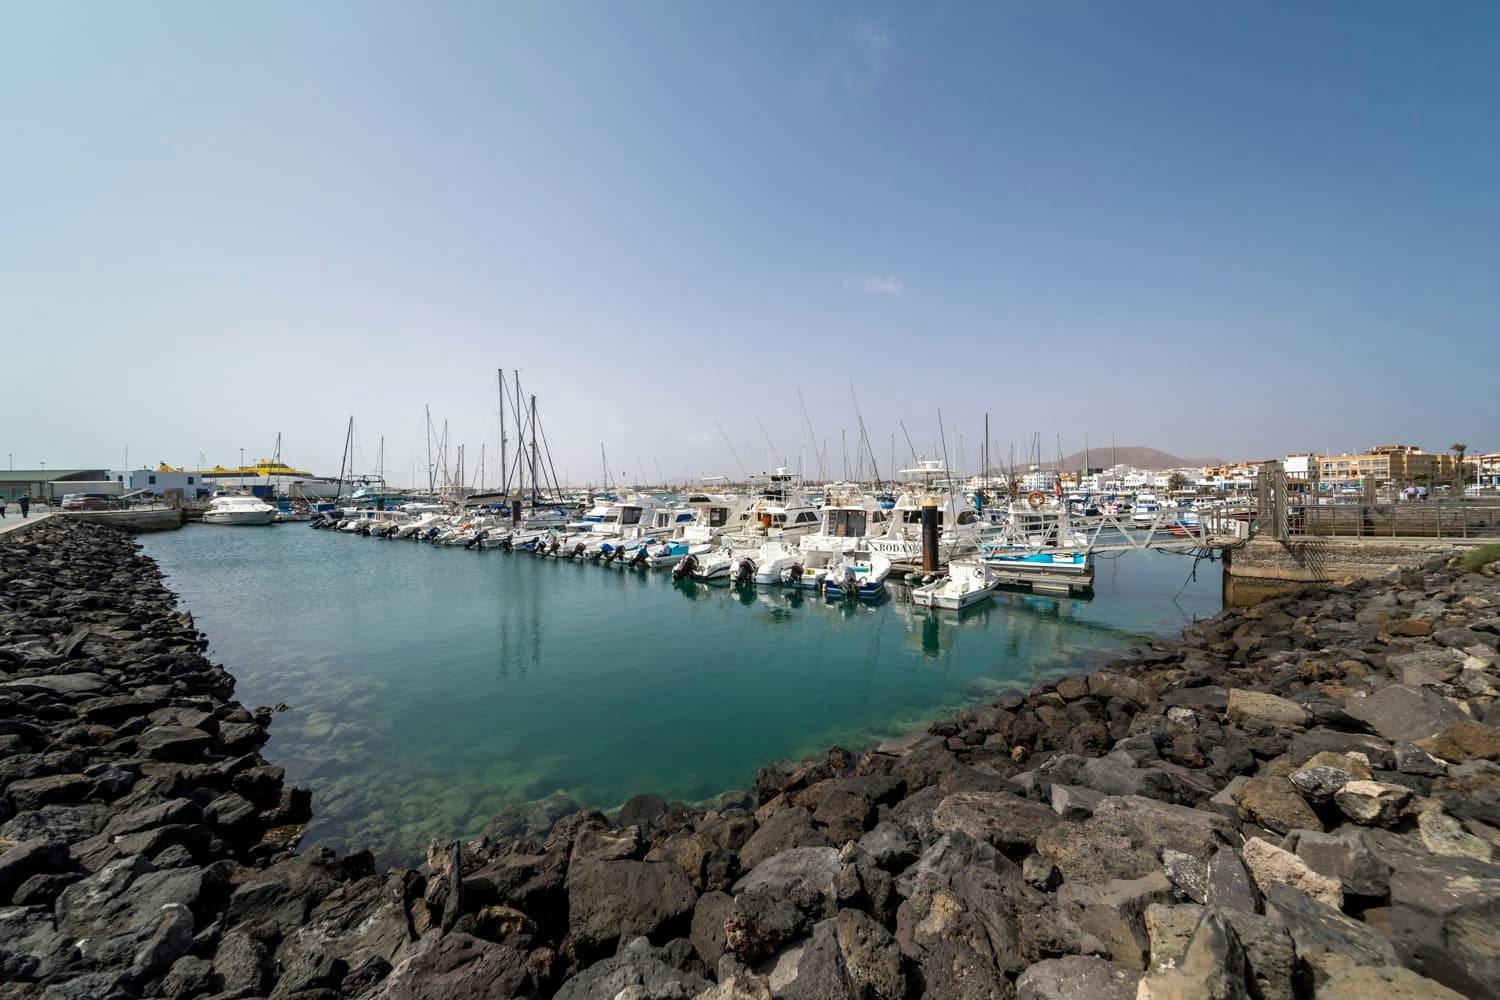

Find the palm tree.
[
  {"left": 1167, "top": 471, "right": 1190, "bottom": 492},
  {"left": 1452, "top": 443, "right": 1469, "bottom": 487}
]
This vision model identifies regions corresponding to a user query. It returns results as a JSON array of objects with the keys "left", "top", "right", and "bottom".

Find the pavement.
[{"left": 0, "top": 506, "right": 54, "bottom": 538}]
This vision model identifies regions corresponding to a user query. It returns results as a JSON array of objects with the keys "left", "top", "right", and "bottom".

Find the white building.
[{"left": 108, "top": 469, "right": 209, "bottom": 498}]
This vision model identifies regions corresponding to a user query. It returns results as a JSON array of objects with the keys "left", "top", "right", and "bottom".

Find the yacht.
[
  {"left": 720, "top": 469, "right": 821, "bottom": 549},
  {"left": 201, "top": 493, "right": 277, "bottom": 526},
  {"left": 866, "top": 461, "right": 983, "bottom": 562}
]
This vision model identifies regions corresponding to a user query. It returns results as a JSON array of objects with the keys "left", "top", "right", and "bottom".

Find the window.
[
  {"left": 149, "top": 475, "right": 156, "bottom": 485},
  {"left": 188, "top": 477, "right": 194, "bottom": 484}
]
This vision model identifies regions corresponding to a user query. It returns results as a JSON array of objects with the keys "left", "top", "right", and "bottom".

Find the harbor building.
[
  {"left": 108, "top": 468, "right": 208, "bottom": 499},
  {"left": 0, "top": 468, "right": 109, "bottom": 502}
]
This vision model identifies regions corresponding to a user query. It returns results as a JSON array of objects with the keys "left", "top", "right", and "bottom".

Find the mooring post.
[
  {"left": 511, "top": 490, "right": 521, "bottom": 527},
  {"left": 921, "top": 498, "right": 940, "bottom": 572}
]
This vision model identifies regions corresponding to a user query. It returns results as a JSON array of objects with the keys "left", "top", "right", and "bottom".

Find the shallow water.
[{"left": 141, "top": 525, "right": 1221, "bottom": 860}]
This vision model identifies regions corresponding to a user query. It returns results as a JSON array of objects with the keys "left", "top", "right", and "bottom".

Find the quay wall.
[
  {"left": 2, "top": 519, "right": 1498, "bottom": 998},
  {"left": 1223, "top": 535, "right": 1474, "bottom": 607}
]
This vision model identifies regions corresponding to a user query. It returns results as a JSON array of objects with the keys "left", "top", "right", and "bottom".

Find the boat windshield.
[{"left": 825, "top": 509, "right": 868, "bottom": 537}]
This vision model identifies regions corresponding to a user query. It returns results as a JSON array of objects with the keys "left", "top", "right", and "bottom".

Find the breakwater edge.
[{"left": 1, "top": 521, "right": 1496, "bottom": 998}]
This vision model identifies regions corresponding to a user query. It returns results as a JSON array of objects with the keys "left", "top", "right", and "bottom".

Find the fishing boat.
[
  {"left": 821, "top": 552, "right": 893, "bottom": 599},
  {"left": 721, "top": 469, "right": 821, "bottom": 549},
  {"left": 798, "top": 486, "right": 890, "bottom": 571},
  {"left": 201, "top": 493, "right": 277, "bottom": 526},
  {"left": 911, "top": 560, "right": 998, "bottom": 610}
]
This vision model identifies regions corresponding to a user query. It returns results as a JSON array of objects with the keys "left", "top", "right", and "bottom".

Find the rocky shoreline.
[{"left": 3, "top": 520, "right": 1499, "bottom": 998}]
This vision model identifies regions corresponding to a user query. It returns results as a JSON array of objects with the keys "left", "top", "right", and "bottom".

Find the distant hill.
[{"left": 1058, "top": 446, "right": 1224, "bottom": 471}]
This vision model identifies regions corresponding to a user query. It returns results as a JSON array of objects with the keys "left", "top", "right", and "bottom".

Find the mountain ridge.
[{"left": 1056, "top": 446, "right": 1224, "bottom": 471}]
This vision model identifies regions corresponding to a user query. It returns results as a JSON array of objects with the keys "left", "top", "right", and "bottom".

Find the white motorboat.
[
  {"left": 201, "top": 494, "right": 277, "bottom": 526},
  {"left": 912, "top": 560, "right": 998, "bottom": 610},
  {"left": 821, "top": 552, "right": 892, "bottom": 599},
  {"left": 748, "top": 540, "right": 802, "bottom": 586}
]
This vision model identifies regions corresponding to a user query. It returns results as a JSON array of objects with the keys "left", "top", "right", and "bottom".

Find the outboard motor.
[
  {"left": 783, "top": 563, "right": 804, "bottom": 587},
  {"left": 673, "top": 554, "right": 698, "bottom": 582},
  {"left": 837, "top": 568, "right": 858, "bottom": 596},
  {"left": 501, "top": 534, "right": 514, "bottom": 552},
  {"left": 629, "top": 547, "right": 649, "bottom": 569},
  {"left": 570, "top": 542, "right": 587, "bottom": 559},
  {"left": 733, "top": 557, "right": 755, "bottom": 586},
  {"left": 466, "top": 529, "right": 487, "bottom": 550}
]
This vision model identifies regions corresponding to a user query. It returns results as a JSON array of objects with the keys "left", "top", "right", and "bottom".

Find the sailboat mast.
[
  {"left": 529, "top": 395, "right": 538, "bottom": 502},
  {"left": 513, "top": 371, "right": 524, "bottom": 505},
  {"left": 498, "top": 368, "right": 508, "bottom": 497},
  {"left": 335, "top": 416, "right": 353, "bottom": 502},
  {"left": 425, "top": 405, "right": 434, "bottom": 497}
]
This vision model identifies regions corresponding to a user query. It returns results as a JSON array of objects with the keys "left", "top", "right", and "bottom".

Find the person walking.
[
  {"left": 0, "top": 497, "right": 7, "bottom": 518},
  {"left": 18, "top": 495, "right": 30, "bottom": 518}
]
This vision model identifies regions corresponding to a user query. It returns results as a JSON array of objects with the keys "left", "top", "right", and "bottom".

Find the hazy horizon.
[{"left": 5, "top": 3, "right": 1497, "bottom": 485}]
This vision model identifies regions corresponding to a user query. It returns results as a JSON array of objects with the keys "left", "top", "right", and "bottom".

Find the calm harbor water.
[{"left": 141, "top": 525, "right": 1221, "bottom": 861}]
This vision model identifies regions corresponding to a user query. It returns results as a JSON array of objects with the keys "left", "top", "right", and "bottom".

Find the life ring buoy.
[{"left": 1026, "top": 491, "right": 1046, "bottom": 509}]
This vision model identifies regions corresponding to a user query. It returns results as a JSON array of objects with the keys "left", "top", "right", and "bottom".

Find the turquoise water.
[{"left": 141, "top": 525, "right": 1221, "bottom": 860}]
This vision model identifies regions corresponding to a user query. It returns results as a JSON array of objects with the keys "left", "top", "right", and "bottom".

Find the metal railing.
[{"left": 1287, "top": 501, "right": 1500, "bottom": 541}]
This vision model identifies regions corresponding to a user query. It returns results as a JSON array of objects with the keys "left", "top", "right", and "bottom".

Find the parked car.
[{"left": 60, "top": 493, "right": 123, "bottom": 511}]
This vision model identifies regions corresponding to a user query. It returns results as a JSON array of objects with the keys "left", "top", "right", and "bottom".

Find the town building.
[{"left": 1316, "top": 445, "right": 1459, "bottom": 486}]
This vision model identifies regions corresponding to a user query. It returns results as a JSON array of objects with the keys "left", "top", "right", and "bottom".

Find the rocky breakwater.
[{"left": 5, "top": 521, "right": 1500, "bottom": 999}]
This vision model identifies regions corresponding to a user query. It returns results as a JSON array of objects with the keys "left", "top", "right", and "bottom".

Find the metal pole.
[{"left": 921, "top": 498, "right": 940, "bottom": 573}]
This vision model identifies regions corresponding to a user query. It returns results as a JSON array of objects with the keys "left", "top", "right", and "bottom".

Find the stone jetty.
[{"left": 3, "top": 520, "right": 1499, "bottom": 998}]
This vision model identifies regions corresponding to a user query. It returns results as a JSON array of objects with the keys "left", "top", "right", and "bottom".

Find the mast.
[
  {"left": 498, "top": 368, "right": 508, "bottom": 497},
  {"left": 335, "top": 416, "right": 353, "bottom": 502},
  {"left": 529, "top": 395, "right": 538, "bottom": 502},
  {"left": 425, "top": 405, "right": 434, "bottom": 497},
  {"left": 514, "top": 371, "right": 524, "bottom": 506}
]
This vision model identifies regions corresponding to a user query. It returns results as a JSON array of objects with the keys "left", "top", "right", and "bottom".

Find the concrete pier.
[{"left": 1222, "top": 535, "right": 1476, "bottom": 606}]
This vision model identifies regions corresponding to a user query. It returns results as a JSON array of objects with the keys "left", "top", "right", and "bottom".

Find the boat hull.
[{"left": 202, "top": 510, "right": 276, "bottom": 526}]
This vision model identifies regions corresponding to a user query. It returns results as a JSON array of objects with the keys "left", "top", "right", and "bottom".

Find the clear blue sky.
[{"left": 4, "top": 2, "right": 1496, "bottom": 484}]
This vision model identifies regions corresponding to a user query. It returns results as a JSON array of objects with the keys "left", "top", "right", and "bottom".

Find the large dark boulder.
[
  {"left": 737, "top": 806, "right": 830, "bottom": 870},
  {"left": 554, "top": 935, "right": 710, "bottom": 1000},
  {"left": 564, "top": 859, "right": 697, "bottom": 957},
  {"left": 368, "top": 931, "right": 534, "bottom": 999}
]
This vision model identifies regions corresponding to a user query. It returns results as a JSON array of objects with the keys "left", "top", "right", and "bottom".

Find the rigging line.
[
  {"left": 535, "top": 406, "right": 565, "bottom": 500},
  {"left": 796, "top": 387, "right": 824, "bottom": 481},
  {"left": 899, "top": 421, "right": 919, "bottom": 464}
]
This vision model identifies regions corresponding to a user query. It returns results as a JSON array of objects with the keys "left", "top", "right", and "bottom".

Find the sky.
[{"left": 3, "top": 2, "right": 1497, "bottom": 485}]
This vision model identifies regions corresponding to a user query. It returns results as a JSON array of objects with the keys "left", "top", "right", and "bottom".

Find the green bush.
[{"left": 1460, "top": 544, "right": 1500, "bottom": 573}]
